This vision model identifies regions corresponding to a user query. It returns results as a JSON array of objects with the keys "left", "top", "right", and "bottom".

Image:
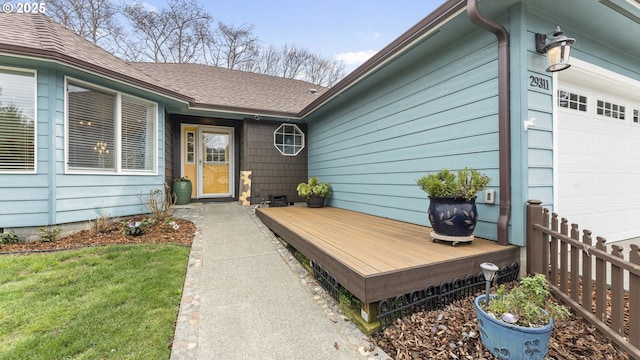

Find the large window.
[
  {"left": 66, "top": 79, "right": 157, "bottom": 174},
  {"left": 0, "top": 67, "right": 36, "bottom": 172}
]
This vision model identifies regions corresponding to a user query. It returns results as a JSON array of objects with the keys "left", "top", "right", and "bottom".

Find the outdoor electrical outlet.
[{"left": 484, "top": 189, "right": 495, "bottom": 204}]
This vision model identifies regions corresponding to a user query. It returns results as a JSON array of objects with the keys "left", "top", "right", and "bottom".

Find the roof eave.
[
  {"left": 0, "top": 45, "right": 194, "bottom": 104},
  {"left": 189, "top": 103, "right": 302, "bottom": 120},
  {"left": 297, "top": 0, "right": 467, "bottom": 118}
]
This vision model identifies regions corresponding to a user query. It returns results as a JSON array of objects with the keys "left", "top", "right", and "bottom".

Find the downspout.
[{"left": 467, "top": 0, "right": 511, "bottom": 246}]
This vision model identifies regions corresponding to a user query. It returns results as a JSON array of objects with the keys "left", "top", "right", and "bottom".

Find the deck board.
[{"left": 256, "top": 206, "right": 519, "bottom": 303}]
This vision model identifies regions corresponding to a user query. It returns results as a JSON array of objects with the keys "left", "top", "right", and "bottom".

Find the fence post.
[{"left": 527, "top": 200, "right": 544, "bottom": 275}]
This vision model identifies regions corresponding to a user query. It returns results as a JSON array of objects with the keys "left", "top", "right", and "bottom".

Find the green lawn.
[{"left": 0, "top": 244, "right": 190, "bottom": 360}]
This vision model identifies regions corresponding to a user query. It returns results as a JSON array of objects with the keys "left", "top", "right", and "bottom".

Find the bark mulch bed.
[
  {"left": 0, "top": 215, "right": 196, "bottom": 254},
  {"left": 371, "top": 290, "right": 630, "bottom": 360}
]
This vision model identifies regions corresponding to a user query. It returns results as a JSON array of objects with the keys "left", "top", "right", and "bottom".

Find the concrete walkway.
[{"left": 170, "top": 203, "right": 389, "bottom": 360}]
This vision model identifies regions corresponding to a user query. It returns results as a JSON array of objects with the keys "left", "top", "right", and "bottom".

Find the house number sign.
[{"left": 529, "top": 74, "right": 550, "bottom": 90}]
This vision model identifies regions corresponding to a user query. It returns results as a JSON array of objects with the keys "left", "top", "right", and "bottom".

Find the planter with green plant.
[
  {"left": 416, "top": 167, "right": 490, "bottom": 244},
  {"left": 173, "top": 177, "right": 192, "bottom": 205},
  {"left": 296, "top": 177, "right": 331, "bottom": 208},
  {"left": 474, "top": 274, "right": 569, "bottom": 359}
]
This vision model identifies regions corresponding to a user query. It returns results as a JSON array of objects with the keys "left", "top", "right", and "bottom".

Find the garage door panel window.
[
  {"left": 633, "top": 109, "right": 638, "bottom": 124},
  {"left": 66, "top": 79, "right": 157, "bottom": 174},
  {"left": 596, "top": 99, "right": 625, "bottom": 120},
  {"left": 558, "top": 90, "right": 587, "bottom": 112}
]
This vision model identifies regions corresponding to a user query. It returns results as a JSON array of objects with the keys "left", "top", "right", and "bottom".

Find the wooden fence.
[{"left": 527, "top": 200, "right": 640, "bottom": 359}]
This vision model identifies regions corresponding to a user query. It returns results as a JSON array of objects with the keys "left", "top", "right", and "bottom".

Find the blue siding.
[
  {"left": 306, "top": 32, "right": 503, "bottom": 240},
  {"left": 0, "top": 61, "right": 167, "bottom": 228},
  {"left": 520, "top": 8, "right": 640, "bottom": 244}
]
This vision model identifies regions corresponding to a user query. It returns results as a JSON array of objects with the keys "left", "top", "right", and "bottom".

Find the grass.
[{"left": 0, "top": 244, "right": 190, "bottom": 360}]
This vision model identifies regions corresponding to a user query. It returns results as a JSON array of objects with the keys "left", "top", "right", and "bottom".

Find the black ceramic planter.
[
  {"left": 428, "top": 196, "right": 477, "bottom": 237},
  {"left": 306, "top": 195, "right": 325, "bottom": 208}
]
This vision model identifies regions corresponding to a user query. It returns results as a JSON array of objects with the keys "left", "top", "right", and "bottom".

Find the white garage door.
[{"left": 557, "top": 61, "right": 640, "bottom": 242}]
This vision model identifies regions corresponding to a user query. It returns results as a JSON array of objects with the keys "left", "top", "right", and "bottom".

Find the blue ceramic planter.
[
  {"left": 428, "top": 196, "right": 477, "bottom": 237},
  {"left": 474, "top": 295, "right": 553, "bottom": 360}
]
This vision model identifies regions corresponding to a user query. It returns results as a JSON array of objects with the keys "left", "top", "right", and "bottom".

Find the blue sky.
[{"left": 145, "top": 0, "right": 444, "bottom": 71}]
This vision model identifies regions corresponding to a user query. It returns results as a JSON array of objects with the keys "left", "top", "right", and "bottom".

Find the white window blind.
[
  {"left": 0, "top": 68, "right": 36, "bottom": 172},
  {"left": 67, "top": 83, "right": 116, "bottom": 171},
  {"left": 66, "top": 79, "right": 157, "bottom": 174},
  {"left": 122, "top": 97, "right": 155, "bottom": 171}
]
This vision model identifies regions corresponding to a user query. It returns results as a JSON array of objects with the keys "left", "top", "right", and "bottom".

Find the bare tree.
[
  {"left": 46, "top": 0, "right": 122, "bottom": 51},
  {"left": 252, "top": 44, "right": 346, "bottom": 87},
  {"left": 122, "top": 0, "right": 211, "bottom": 63},
  {"left": 47, "top": 0, "right": 346, "bottom": 86},
  {"left": 203, "top": 22, "right": 260, "bottom": 70},
  {"left": 303, "top": 55, "right": 346, "bottom": 88}
]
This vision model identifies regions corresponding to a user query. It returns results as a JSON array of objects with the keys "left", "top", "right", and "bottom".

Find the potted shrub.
[
  {"left": 173, "top": 177, "right": 192, "bottom": 205},
  {"left": 416, "top": 167, "right": 490, "bottom": 243},
  {"left": 296, "top": 177, "right": 331, "bottom": 208},
  {"left": 474, "top": 274, "right": 569, "bottom": 359}
]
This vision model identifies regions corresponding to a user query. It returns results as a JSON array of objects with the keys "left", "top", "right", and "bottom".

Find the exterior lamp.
[
  {"left": 535, "top": 26, "right": 575, "bottom": 72},
  {"left": 480, "top": 262, "right": 499, "bottom": 306}
]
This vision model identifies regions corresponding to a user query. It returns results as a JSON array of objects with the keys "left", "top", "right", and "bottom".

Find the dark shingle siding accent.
[{"left": 242, "top": 121, "right": 307, "bottom": 204}]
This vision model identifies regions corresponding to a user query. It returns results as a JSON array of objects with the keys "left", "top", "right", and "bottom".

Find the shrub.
[
  {"left": 139, "top": 183, "right": 176, "bottom": 222},
  {"left": 485, "top": 274, "right": 570, "bottom": 327},
  {"left": 88, "top": 208, "right": 111, "bottom": 234},
  {"left": 0, "top": 231, "right": 20, "bottom": 245},
  {"left": 39, "top": 227, "right": 62, "bottom": 242},
  {"left": 416, "top": 167, "right": 491, "bottom": 201}
]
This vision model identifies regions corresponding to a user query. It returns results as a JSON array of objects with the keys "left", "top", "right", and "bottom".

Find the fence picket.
[
  {"left": 595, "top": 237, "right": 607, "bottom": 322},
  {"left": 570, "top": 224, "right": 580, "bottom": 302},
  {"left": 581, "top": 230, "right": 593, "bottom": 310},
  {"left": 560, "top": 218, "right": 569, "bottom": 293},
  {"left": 526, "top": 200, "right": 640, "bottom": 358},
  {"left": 550, "top": 213, "right": 559, "bottom": 286},
  {"left": 630, "top": 244, "right": 640, "bottom": 347}
]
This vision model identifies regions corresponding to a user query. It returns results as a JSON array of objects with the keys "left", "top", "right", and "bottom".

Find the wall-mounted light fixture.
[{"left": 535, "top": 26, "right": 575, "bottom": 72}]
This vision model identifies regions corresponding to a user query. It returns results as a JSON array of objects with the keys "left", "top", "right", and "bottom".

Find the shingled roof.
[
  {"left": 131, "top": 62, "right": 325, "bottom": 116},
  {"left": 0, "top": 13, "right": 325, "bottom": 117}
]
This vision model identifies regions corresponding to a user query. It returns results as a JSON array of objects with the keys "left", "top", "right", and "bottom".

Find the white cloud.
[{"left": 333, "top": 50, "right": 377, "bottom": 66}]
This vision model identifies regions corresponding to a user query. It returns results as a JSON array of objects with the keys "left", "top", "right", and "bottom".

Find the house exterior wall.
[
  {"left": 304, "top": 30, "right": 503, "bottom": 241},
  {"left": 0, "top": 58, "right": 167, "bottom": 230},
  {"left": 242, "top": 120, "right": 308, "bottom": 204},
  {"left": 514, "top": 5, "right": 640, "bottom": 244}
]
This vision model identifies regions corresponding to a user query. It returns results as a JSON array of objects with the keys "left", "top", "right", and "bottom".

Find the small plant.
[
  {"left": 0, "top": 231, "right": 20, "bottom": 245},
  {"left": 39, "top": 226, "right": 62, "bottom": 242},
  {"left": 162, "top": 217, "right": 180, "bottom": 233},
  {"left": 139, "top": 183, "right": 176, "bottom": 222},
  {"left": 296, "top": 177, "right": 331, "bottom": 200},
  {"left": 416, "top": 167, "right": 491, "bottom": 201},
  {"left": 123, "top": 219, "right": 151, "bottom": 237},
  {"left": 173, "top": 177, "right": 191, "bottom": 183},
  {"left": 339, "top": 286, "right": 362, "bottom": 309},
  {"left": 88, "top": 208, "right": 111, "bottom": 234},
  {"left": 485, "top": 274, "right": 570, "bottom": 327}
]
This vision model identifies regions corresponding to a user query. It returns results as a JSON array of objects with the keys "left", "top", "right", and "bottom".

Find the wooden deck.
[{"left": 256, "top": 206, "right": 519, "bottom": 315}]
